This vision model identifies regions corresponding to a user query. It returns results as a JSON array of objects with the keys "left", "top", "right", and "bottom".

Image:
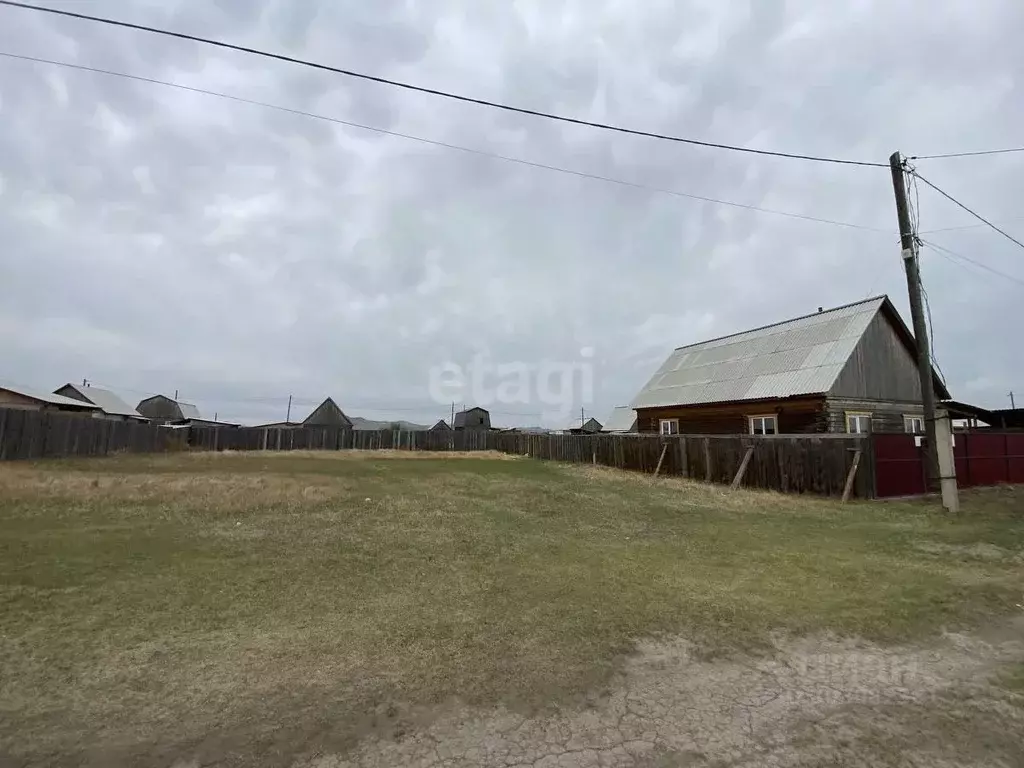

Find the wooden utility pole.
[
  {"left": 890, "top": 151, "right": 939, "bottom": 491},
  {"left": 286, "top": 394, "right": 292, "bottom": 423},
  {"left": 1010, "top": 392, "right": 1017, "bottom": 410},
  {"left": 580, "top": 406, "right": 585, "bottom": 429}
]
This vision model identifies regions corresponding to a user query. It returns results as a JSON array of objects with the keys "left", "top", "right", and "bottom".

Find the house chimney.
[{"left": 817, "top": 307, "right": 823, "bottom": 313}]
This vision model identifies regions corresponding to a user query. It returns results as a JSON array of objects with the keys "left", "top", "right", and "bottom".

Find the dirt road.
[{"left": 294, "top": 618, "right": 1024, "bottom": 768}]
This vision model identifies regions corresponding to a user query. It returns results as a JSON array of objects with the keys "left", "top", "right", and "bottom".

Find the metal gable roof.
[
  {"left": 1, "top": 384, "right": 101, "bottom": 409},
  {"left": 631, "top": 297, "right": 886, "bottom": 409},
  {"left": 59, "top": 384, "right": 146, "bottom": 419},
  {"left": 602, "top": 406, "right": 637, "bottom": 432}
]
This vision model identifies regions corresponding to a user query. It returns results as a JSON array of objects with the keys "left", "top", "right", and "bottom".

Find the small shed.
[
  {"left": 429, "top": 419, "right": 452, "bottom": 432},
  {"left": 453, "top": 407, "right": 491, "bottom": 431}
]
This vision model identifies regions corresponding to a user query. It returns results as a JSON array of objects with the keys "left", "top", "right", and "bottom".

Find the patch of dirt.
[{"left": 296, "top": 618, "right": 1024, "bottom": 768}]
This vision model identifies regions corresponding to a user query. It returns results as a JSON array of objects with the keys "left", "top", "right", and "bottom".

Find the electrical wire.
[
  {"left": 0, "top": 51, "right": 893, "bottom": 233},
  {"left": 918, "top": 281, "right": 947, "bottom": 387},
  {"left": 917, "top": 216, "right": 1024, "bottom": 235},
  {"left": 910, "top": 147, "right": 1024, "bottom": 160},
  {"left": 919, "top": 239, "right": 1024, "bottom": 288},
  {"left": 0, "top": 1, "right": 890, "bottom": 168},
  {"left": 909, "top": 169, "right": 1024, "bottom": 252}
]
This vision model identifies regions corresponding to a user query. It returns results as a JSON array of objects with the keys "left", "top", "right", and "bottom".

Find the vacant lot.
[{"left": 1, "top": 451, "right": 1022, "bottom": 767}]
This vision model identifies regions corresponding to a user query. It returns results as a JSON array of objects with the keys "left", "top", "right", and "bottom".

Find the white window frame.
[
  {"left": 904, "top": 414, "right": 925, "bottom": 434},
  {"left": 659, "top": 418, "right": 679, "bottom": 436},
  {"left": 846, "top": 411, "right": 872, "bottom": 434},
  {"left": 749, "top": 415, "right": 778, "bottom": 435}
]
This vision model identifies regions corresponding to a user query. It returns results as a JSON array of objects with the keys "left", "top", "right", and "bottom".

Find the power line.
[
  {"left": 910, "top": 147, "right": 1024, "bottom": 160},
  {"left": 918, "top": 216, "right": 1024, "bottom": 235},
  {"left": 0, "top": 51, "right": 892, "bottom": 233},
  {"left": 0, "top": 1, "right": 889, "bottom": 169},
  {"left": 909, "top": 169, "right": 1024, "bottom": 252},
  {"left": 919, "top": 238, "right": 1024, "bottom": 288}
]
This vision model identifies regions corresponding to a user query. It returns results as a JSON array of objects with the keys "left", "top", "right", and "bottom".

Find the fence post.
[
  {"left": 730, "top": 445, "right": 755, "bottom": 490},
  {"left": 703, "top": 437, "right": 712, "bottom": 482},
  {"left": 653, "top": 442, "right": 669, "bottom": 477},
  {"left": 841, "top": 449, "right": 862, "bottom": 503}
]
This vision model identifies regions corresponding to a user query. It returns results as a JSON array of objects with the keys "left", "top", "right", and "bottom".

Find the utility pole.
[
  {"left": 174, "top": 389, "right": 178, "bottom": 400},
  {"left": 581, "top": 406, "right": 585, "bottom": 428},
  {"left": 450, "top": 401, "right": 455, "bottom": 427},
  {"left": 1010, "top": 392, "right": 1016, "bottom": 410},
  {"left": 286, "top": 394, "right": 292, "bottom": 423},
  {"left": 890, "top": 151, "right": 939, "bottom": 492},
  {"left": 82, "top": 378, "right": 88, "bottom": 387}
]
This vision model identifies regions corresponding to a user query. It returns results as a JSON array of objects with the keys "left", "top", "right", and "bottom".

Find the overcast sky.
[{"left": 1, "top": 0, "right": 1022, "bottom": 426}]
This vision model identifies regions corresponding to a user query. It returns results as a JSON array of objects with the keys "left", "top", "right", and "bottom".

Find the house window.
[
  {"left": 660, "top": 419, "right": 679, "bottom": 435},
  {"left": 749, "top": 415, "right": 777, "bottom": 435},
  {"left": 904, "top": 415, "right": 925, "bottom": 434},
  {"left": 846, "top": 412, "right": 872, "bottom": 434}
]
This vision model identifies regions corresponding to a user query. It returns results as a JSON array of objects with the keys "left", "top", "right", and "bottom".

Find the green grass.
[{"left": 1, "top": 451, "right": 1022, "bottom": 764}]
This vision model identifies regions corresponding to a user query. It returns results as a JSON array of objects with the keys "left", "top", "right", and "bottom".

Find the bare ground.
[
  {"left": 296, "top": 617, "right": 1024, "bottom": 768},
  {"left": 2, "top": 454, "right": 1022, "bottom": 767}
]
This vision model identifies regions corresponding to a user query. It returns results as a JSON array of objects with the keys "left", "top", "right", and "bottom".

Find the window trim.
[
  {"left": 903, "top": 414, "right": 925, "bottom": 434},
  {"left": 845, "top": 411, "right": 872, "bottom": 434},
  {"left": 659, "top": 418, "right": 679, "bottom": 436},
  {"left": 748, "top": 414, "right": 778, "bottom": 436}
]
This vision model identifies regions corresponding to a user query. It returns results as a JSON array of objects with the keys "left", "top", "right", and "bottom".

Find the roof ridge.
[{"left": 672, "top": 295, "right": 888, "bottom": 352}]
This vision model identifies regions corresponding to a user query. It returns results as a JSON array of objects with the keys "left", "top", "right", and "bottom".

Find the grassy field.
[{"left": 1, "top": 451, "right": 1022, "bottom": 766}]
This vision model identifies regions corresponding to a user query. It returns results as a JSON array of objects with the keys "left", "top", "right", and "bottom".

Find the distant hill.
[{"left": 349, "top": 416, "right": 430, "bottom": 432}]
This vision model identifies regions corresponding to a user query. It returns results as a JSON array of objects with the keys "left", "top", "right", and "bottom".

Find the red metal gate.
[
  {"left": 873, "top": 431, "right": 1024, "bottom": 498},
  {"left": 873, "top": 434, "right": 926, "bottom": 498}
]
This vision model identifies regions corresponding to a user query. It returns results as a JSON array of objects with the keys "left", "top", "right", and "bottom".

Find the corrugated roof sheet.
[
  {"left": 59, "top": 385, "right": 147, "bottom": 419},
  {"left": 631, "top": 297, "right": 885, "bottom": 409},
  {"left": 1, "top": 384, "right": 101, "bottom": 409},
  {"left": 177, "top": 401, "right": 201, "bottom": 420},
  {"left": 603, "top": 406, "right": 637, "bottom": 432}
]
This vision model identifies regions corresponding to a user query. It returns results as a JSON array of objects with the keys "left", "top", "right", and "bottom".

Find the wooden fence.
[
  {"left": 0, "top": 408, "right": 873, "bottom": 498},
  {"left": 0, "top": 408, "right": 187, "bottom": 460}
]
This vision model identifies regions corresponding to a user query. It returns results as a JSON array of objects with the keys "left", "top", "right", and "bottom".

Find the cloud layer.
[{"left": 1, "top": 0, "right": 1022, "bottom": 425}]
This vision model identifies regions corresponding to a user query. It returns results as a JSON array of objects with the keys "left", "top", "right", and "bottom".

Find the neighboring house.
[
  {"left": 136, "top": 395, "right": 201, "bottom": 424},
  {"left": 302, "top": 397, "right": 353, "bottom": 428},
  {"left": 565, "top": 418, "right": 603, "bottom": 434},
  {"left": 632, "top": 295, "right": 950, "bottom": 436},
  {"left": 53, "top": 383, "right": 148, "bottom": 422},
  {"left": 453, "top": 407, "right": 491, "bottom": 430},
  {"left": 257, "top": 398, "right": 354, "bottom": 430},
  {"left": 603, "top": 406, "right": 638, "bottom": 433},
  {"left": 429, "top": 419, "right": 452, "bottom": 432},
  {"left": 0, "top": 384, "right": 102, "bottom": 414}
]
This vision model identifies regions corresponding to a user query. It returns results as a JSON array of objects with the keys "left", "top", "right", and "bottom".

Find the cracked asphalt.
[{"left": 291, "top": 618, "right": 1024, "bottom": 768}]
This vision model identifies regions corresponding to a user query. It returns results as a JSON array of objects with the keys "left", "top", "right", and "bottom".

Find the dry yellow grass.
[{"left": 1, "top": 452, "right": 1022, "bottom": 766}]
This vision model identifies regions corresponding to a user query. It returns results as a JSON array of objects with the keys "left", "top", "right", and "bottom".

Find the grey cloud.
[{"left": 0, "top": 0, "right": 1022, "bottom": 426}]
